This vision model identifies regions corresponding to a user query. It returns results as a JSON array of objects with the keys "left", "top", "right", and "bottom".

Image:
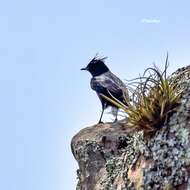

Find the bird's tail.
[{"left": 122, "top": 87, "right": 130, "bottom": 106}]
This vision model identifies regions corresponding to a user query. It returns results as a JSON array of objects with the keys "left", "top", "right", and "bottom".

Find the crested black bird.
[{"left": 81, "top": 56, "right": 129, "bottom": 123}]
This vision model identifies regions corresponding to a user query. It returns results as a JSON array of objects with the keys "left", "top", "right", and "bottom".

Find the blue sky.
[{"left": 0, "top": 0, "right": 190, "bottom": 190}]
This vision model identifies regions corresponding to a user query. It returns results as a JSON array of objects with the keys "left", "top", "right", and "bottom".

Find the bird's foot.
[{"left": 98, "top": 121, "right": 104, "bottom": 124}]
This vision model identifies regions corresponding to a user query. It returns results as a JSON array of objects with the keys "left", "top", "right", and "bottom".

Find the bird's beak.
[{"left": 81, "top": 67, "right": 87, "bottom": 71}]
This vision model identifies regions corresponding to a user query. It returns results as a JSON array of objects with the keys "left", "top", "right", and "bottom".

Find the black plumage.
[{"left": 81, "top": 56, "right": 129, "bottom": 123}]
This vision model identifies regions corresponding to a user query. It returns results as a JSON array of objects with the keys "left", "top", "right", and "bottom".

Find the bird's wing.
[
  {"left": 91, "top": 73, "right": 129, "bottom": 104},
  {"left": 91, "top": 75, "right": 121, "bottom": 94}
]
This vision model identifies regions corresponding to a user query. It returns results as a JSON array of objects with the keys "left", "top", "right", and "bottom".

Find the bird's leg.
[
  {"left": 98, "top": 103, "right": 106, "bottom": 124},
  {"left": 114, "top": 108, "right": 118, "bottom": 123}
]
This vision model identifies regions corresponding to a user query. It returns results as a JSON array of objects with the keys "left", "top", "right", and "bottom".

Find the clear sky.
[{"left": 0, "top": 0, "right": 190, "bottom": 190}]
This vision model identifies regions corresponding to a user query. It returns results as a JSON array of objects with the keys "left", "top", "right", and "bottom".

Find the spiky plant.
[{"left": 100, "top": 55, "right": 182, "bottom": 132}]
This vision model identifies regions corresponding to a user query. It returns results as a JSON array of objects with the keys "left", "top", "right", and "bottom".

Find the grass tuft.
[{"left": 100, "top": 54, "right": 182, "bottom": 132}]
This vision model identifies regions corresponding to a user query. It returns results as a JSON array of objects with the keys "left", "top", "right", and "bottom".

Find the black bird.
[{"left": 81, "top": 56, "right": 129, "bottom": 123}]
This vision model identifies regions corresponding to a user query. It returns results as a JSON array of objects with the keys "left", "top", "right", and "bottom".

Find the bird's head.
[{"left": 81, "top": 56, "right": 109, "bottom": 77}]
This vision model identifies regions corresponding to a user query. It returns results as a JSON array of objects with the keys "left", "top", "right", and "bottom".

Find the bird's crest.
[{"left": 90, "top": 54, "right": 108, "bottom": 64}]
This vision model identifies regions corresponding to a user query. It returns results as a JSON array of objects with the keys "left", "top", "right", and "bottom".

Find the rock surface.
[{"left": 71, "top": 66, "right": 190, "bottom": 190}]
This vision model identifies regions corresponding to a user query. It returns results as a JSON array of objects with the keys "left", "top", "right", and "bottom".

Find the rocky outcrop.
[{"left": 71, "top": 66, "right": 190, "bottom": 190}]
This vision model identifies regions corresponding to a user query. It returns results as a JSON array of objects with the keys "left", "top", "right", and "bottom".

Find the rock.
[{"left": 71, "top": 66, "right": 190, "bottom": 190}]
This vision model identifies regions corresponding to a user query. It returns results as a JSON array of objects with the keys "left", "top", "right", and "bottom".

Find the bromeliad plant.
[{"left": 100, "top": 55, "right": 182, "bottom": 132}]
